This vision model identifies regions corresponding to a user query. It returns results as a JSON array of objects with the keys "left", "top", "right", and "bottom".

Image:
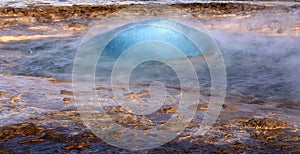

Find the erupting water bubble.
[{"left": 102, "top": 19, "right": 202, "bottom": 58}]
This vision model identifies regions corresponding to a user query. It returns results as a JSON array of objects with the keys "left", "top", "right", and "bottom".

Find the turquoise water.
[{"left": 103, "top": 22, "right": 200, "bottom": 58}]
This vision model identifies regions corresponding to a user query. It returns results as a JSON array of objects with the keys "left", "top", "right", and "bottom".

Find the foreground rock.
[{"left": 0, "top": 75, "right": 299, "bottom": 153}]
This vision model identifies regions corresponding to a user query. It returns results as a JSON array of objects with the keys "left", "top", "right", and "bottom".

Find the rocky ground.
[
  {"left": 0, "top": 75, "right": 299, "bottom": 153},
  {"left": 0, "top": 2, "right": 299, "bottom": 35},
  {"left": 0, "top": 2, "right": 299, "bottom": 153}
]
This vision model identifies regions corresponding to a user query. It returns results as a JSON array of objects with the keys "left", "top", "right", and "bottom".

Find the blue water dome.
[{"left": 102, "top": 19, "right": 202, "bottom": 59}]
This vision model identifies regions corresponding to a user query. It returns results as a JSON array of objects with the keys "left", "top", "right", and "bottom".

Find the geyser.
[{"left": 102, "top": 19, "right": 204, "bottom": 59}]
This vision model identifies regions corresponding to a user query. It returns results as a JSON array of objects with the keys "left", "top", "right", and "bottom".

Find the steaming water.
[
  {"left": 217, "top": 32, "right": 300, "bottom": 100},
  {"left": 1, "top": 33, "right": 299, "bottom": 102}
]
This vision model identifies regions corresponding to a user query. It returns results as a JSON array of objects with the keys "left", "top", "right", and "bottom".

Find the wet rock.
[
  {"left": 42, "top": 129, "right": 93, "bottom": 151},
  {"left": 234, "top": 116, "right": 249, "bottom": 122},
  {"left": 112, "top": 113, "right": 154, "bottom": 128},
  {"left": 242, "top": 118, "right": 290, "bottom": 130},
  {"left": 0, "top": 126, "right": 15, "bottom": 140},
  {"left": 242, "top": 98, "right": 265, "bottom": 104},
  {"left": 10, "top": 93, "right": 22, "bottom": 103},
  {"left": 0, "top": 5, "right": 127, "bottom": 23},
  {"left": 18, "top": 138, "right": 45, "bottom": 144},
  {"left": 0, "top": 123, "right": 95, "bottom": 151},
  {"left": 63, "top": 97, "right": 73, "bottom": 103},
  {"left": 94, "top": 86, "right": 112, "bottom": 92},
  {"left": 103, "top": 106, "right": 120, "bottom": 113},
  {"left": 174, "top": 2, "right": 266, "bottom": 17},
  {"left": 222, "top": 104, "right": 240, "bottom": 110},
  {"left": 41, "top": 129, "right": 69, "bottom": 142},
  {"left": 60, "top": 90, "right": 73, "bottom": 96},
  {"left": 63, "top": 22, "right": 86, "bottom": 31},
  {"left": 63, "top": 144, "right": 89, "bottom": 150},
  {"left": 0, "top": 3, "right": 273, "bottom": 25},
  {"left": 123, "top": 92, "right": 148, "bottom": 99},
  {"left": 198, "top": 136, "right": 218, "bottom": 143},
  {"left": 228, "top": 141, "right": 244, "bottom": 152},
  {"left": 276, "top": 101, "right": 300, "bottom": 109},
  {"left": 159, "top": 106, "right": 177, "bottom": 114},
  {"left": 179, "top": 135, "right": 191, "bottom": 141},
  {"left": 277, "top": 28, "right": 284, "bottom": 34},
  {"left": 197, "top": 104, "right": 208, "bottom": 111},
  {"left": 0, "top": 123, "right": 44, "bottom": 141},
  {"left": 0, "top": 149, "right": 13, "bottom": 154},
  {"left": 15, "top": 123, "right": 43, "bottom": 136},
  {"left": 48, "top": 78, "right": 71, "bottom": 83},
  {"left": 0, "top": 91, "right": 8, "bottom": 98},
  {"left": 250, "top": 130, "right": 300, "bottom": 142}
]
